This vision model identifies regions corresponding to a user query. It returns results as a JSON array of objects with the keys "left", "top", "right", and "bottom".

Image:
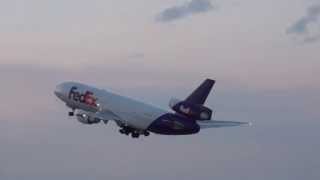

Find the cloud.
[
  {"left": 156, "top": 0, "right": 214, "bottom": 23},
  {"left": 286, "top": 4, "right": 320, "bottom": 43}
]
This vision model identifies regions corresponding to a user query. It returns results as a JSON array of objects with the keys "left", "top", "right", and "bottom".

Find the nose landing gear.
[
  {"left": 68, "top": 111, "right": 74, "bottom": 116},
  {"left": 68, "top": 108, "right": 75, "bottom": 116}
]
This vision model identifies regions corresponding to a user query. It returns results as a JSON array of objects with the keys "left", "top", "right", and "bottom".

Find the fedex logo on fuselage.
[{"left": 68, "top": 86, "right": 98, "bottom": 107}]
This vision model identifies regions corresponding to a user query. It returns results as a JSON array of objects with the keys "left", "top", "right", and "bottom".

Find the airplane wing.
[{"left": 197, "top": 120, "right": 252, "bottom": 129}]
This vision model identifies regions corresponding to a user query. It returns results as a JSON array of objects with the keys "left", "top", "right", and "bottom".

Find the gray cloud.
[
  {"left": 287, "top": 4, "right": 320, "bottom": 43},
  {"left": 156, "top": 0, "right": 214, "bottom": 23}
]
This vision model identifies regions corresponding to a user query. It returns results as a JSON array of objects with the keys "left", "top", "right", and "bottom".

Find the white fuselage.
[{"left": 55, "top": 82, "right": 168, "bottom": 130}]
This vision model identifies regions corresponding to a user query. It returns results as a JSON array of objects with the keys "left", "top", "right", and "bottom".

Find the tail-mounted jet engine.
[
  {"left": 169, "top": 98, "right": 212, "bottom": 121},
  {"left": 75, "top": 110, "right": 103, "bottom": 124}
]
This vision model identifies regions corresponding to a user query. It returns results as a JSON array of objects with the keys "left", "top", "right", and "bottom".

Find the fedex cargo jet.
[{"left": 54, "top": 79, "right": 250, "bottom": 138}]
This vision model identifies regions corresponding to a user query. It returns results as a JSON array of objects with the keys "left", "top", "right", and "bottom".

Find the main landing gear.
[{"left": 119, "top": 126, "right": 150, "bottom": 138}]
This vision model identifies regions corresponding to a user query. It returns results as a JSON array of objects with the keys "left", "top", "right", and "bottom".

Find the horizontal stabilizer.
[{"left": 198, "top": 120, "right": 252, "bottom": 129}]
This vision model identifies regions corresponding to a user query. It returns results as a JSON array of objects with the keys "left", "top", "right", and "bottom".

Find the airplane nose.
[{"left": 54, "top": 83, "right": 65, "bottom": 99}]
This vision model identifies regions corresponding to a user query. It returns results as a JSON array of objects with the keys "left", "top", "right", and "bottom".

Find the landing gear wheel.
[
  {"left": 119, "top": 128, "right": 131, "bottom": 136},
  {"left": 68, "top": 111, "right": 74, "bottom": 116},
  {"left": 119, "top": 129, "right": 125, "bottom": 134},
  {"left": 144, "top": 131, "right": 150, "bottom": 136},
  {"left": 131, "top": 132, "right": 140, "bottom": 138}
]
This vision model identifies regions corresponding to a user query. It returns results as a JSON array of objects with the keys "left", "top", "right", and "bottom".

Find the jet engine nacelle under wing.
[
  {"left": 75, "top": 110, "right": 106, "bottom": 124},
  {"left": 169, "top": 98, "right": 212, "bottom": 120}
]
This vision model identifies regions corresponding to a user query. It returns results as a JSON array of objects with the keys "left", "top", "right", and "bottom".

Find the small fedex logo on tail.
[{"left": 68, "top": 86, "right": 98, "bottom": 107}]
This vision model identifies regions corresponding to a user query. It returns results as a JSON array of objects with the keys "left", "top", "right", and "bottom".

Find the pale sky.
[{"left": 1, "top": 0, "right": 320, "bottom": 180}]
